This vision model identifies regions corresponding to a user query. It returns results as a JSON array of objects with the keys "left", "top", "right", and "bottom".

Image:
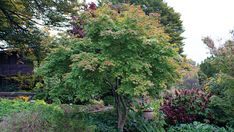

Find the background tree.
[
  {"left": 0, "top": 0, "right": 78, "bottom": 63},
  {"left": 37, "top": 4, "right": 180, "bottom": 131},
  {"left": 103, "top": 0, "right": 184, "bottom": 54},
  {"left": 175, "top": 58, "right": 201, "bottom": 89},
  {"left": 199, "top": 36, "right": 234, "bottom": 84},
  {"left": 199, "top": 34, "right": 234, "bottom": 127}
]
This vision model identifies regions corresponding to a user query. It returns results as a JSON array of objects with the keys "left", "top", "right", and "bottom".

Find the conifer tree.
[{"left": 106, "top": 0, "right": 184, "bottom": 54}]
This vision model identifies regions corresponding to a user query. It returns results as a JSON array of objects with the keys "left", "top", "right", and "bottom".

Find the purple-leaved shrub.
[{"left": 161, "top": 88, "right": 212, "bottom": 125}]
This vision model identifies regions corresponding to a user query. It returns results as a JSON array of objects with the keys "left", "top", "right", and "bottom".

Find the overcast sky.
[
  {"left": 164, "top": 0, "right": 234, "bottom": 63},
  {"left": 86, "top": 0, "right": 234, "bottom": 63}
]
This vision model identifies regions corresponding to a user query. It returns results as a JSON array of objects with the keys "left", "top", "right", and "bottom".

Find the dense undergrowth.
[{"left": 0, "top": 98, "right": 233, "bottom": 131}]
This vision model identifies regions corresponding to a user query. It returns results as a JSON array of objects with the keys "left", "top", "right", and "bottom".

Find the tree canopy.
[
  {"left": 200, "top": 36, "right": 234, "bottom": 79},
  {"left": 0, "top": 0, "right": 76, "bottom": 49},
  {"left": 105, "top": 0, "right": 184, "bottom": 54}
]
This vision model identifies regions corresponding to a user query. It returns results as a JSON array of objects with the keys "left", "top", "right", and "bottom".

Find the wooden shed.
[{"left": 0, "top": 50, "right": 33, "bottom": 91}]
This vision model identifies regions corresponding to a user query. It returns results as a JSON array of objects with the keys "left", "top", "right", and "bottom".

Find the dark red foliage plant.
[
  {"left": 69, "top": 2, "right": 97, "bottom": 37},
  {"left": 88, "top": 2, "right": 97, "bottom": 10},
  {"left": 161, "top": 88, "right": 212, "bottom": 125}
]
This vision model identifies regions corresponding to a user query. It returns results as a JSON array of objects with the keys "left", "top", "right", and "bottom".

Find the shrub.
[
  {"left": 205, "top": 73, "right": 234, "bottom": 127},
  {"left": 58, "top": 103, "right": 117, "bottom": 131},
  {"left": 0, "top": 99, "right": 95, "bottom": 131},
  {"left": 0, "top": 99, "right": 54, "bottom": 119},
  {"left": 55, "top": 113, "right": 96, "bottom": 132},
  {"left": 209, "top": 96, "right": 234, "bottom": 127},
  {"left": 168, "top": 121, "right": 233, "bottom": 132},
  {"left": 60, "top": 108, "right": 163, "bottom": 132},
  {"left": 126, "top": 110, "right": 165, "bottom": 132},
  {"left": 0, "top": 108, "right": 58, "bottom": 131},
  {"left": 125, "top": 99, "right": 166, "bottom": 132},
  {"left": 82, "top": 111, "right": 118, "bottom": 132},
  {"left": 161, "top": 89, "right": 212, "bottom": 125},
  {"left": 0, "top": 100, "right": 63, "bottom": 131},
  {"left": 59, "top": 104, "right": 117, "bottom": 132}
]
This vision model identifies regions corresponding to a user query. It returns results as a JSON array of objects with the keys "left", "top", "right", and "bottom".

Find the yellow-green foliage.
[
  {"left": 0, "top": 99, "right": 96, "bottom": 131},
  {"left": 37, "top": 4, "right": 179, "bottom": 102},
  {"left": 0, "top": 99, "right": 62, "bottom": 119}
]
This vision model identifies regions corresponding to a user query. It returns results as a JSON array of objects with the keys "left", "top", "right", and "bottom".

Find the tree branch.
[
  {"left": 33, "top": 0, "right": 45, "bottom": 13},
  {"left": 8, "top": 10, "right": 44, "bottom": 26},
  {"left": 0, "top": 7, "right": 27, "bottom": 32},
  {"left": 104, "top": 78, "right": 113, "bottom": 88}
]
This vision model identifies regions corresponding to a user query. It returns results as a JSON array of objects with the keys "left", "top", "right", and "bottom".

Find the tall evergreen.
[{"left": 106, "top": 0, "right": 184, "bottom": 54}]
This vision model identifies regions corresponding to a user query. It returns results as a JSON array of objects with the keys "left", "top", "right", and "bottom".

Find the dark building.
[{"left": 0, "top": 50, "right": 33, "bottom": 91}]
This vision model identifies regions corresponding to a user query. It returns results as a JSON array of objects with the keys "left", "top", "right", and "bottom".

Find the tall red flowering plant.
[{"left": 161, "top": 88, "right": 212, "bottom": 125}]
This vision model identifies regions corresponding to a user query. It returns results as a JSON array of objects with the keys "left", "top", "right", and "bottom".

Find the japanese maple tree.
[{"left": 37, "top": 4, "right": 179, "bottom": 131}]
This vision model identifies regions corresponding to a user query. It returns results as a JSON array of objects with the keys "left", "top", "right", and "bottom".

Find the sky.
[
  {"left": 86, "top": 0, "right": 234, "bottom": 63},
  {"left": 164, "top": 0, "right": 234, "bottom": 63}
]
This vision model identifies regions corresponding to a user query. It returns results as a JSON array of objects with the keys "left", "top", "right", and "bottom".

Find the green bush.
[
  {"left": 209, "top": 95, "right": 234, "bottom": 127},
  {"left": 168, "top": 122, "right": 233, "bottom": 132},
  {"left": 55, "top": 113, "right": 96, "bottom": 132},
  {"left": 126, "top": 110, "right": 165, "bottom": 132},
  {"left": 76, "top": 109, "right": 165, "bottom": 132},
  {"left": 81, "top": 111, "right": 118, "bottom": 132},
  {"left": 0, "top": 99, "right": 63, "bottom": 131},
  {"left": 0, "top": 107, "right": 60, "bottom": 131},
  {"left": 0, "top": 99, "right": 96, "bottom": 131},
  {"left": 39, "top": 103, "right": 115, "bottom": 131},
  {"left": 205, "top": 73, "right": 234, "bottom": 127},
  {"left": 0, "top": 99, "right": 60, "bottom": 119}
]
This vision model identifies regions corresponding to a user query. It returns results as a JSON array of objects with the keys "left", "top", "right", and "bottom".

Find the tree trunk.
[
  {"left": 117, "top": 95, "right": 127, "bottom": 132},
  {"left": 112, "top": 77, "right": 127, "bottom": 132}
]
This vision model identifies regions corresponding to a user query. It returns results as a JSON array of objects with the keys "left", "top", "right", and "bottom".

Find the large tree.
[
  {"left": 199, "top": 35, "right": 234, "bottom": 126},
  {"left": 0, "top": 0, "right": 78, "bottom": 62},
  {"left": 37, "top": 4, "right": 179, "bottom": 131},
  {"left": 200, "top": 36, "right": 234, "bottom": 79},
  {"left": 104, "top": 0, "right": 184, "bottom": 54}
]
